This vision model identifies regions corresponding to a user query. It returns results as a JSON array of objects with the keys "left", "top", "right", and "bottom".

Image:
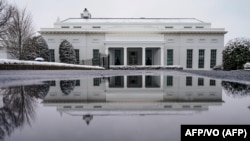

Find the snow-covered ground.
[{"left": 0, "top": 59, "right": 104, "bottom": 70}]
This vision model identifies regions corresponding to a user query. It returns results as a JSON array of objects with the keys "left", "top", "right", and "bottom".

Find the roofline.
[
  {"left": 38, "top": 29, "right": 227, "bottom": 34},
  {"left": 61, "top": 18, "right": 205, "bottom": 23}
]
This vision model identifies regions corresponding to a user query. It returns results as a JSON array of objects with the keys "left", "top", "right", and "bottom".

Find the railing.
[{"left": 82, "top": 53, "right": 110, "bottom": 69}]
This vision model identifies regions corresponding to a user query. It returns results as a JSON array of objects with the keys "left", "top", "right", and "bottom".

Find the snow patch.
[
  {"left": 244, "top": 63, "right": 250, "bottom": 70},
  {"left": 0, "top": 59, "right": 104, "bottom": 70}
]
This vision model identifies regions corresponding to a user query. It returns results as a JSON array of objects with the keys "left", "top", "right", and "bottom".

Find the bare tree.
[
  {"left": 4, "top": 6, "right": 34, "bottom": 59},
  {"left": 0, "top": 0, "right": 14, "bottom": 40}
]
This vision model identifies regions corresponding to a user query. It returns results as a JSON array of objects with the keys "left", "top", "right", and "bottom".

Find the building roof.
[{"left": 61, "top": 18, "right": 205, "bottom": 24}]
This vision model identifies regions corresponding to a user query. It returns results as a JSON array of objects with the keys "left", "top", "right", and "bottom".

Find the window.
[
  {"left": 167, "top": 39, "right": 174, "bottom": 43},
  {"left": 198, "top": 78, "right": 204, "bottom": 86},
  {"left": 93, "top": 78, "right": 100, "bottom": 86},
  {"left": 61, "top": 26, "right": 69, "bottom": 28},
  {"left": 196, "top": 26, "right": 204, "bottom": 29},
  {"left": 146, "top": 49, "right": 152, "bottom": 65},
  {"left": 187, "top": 39, "right": 193, "bottom": 43},
  {"left": 115, "top": 50, "right": 121, "bottom": 65},
  {"left": 73, "top": 39, "right": 80, "bottom": 43},
  {"left": 167, "top": 76, "right": 173, "bottom": 86},
  {"left": 186, "top": 49, "right": 193, "bottom": 68},
  {"left": 75, "top": 80, "right": 80, "bottom": 86},
  {"left": 211, "top": 39, "right": 218, "bottom": 43},
  {"left": 199, "top": 39, "right": 205, "bottom": 43},
  {"left": 49, "top": 49, "right": 55, "bottom": 62},
  {"left": 145, "top": 76, "right": 152, "bottom": 87},
  {"left": 210, "top": 80, "right": 216, "bottom": 86},
  {"left": 92, "top": 49, "right": 99, "bottom": 66},
  {"left": 48, "top": 39, "right": 55, "bottom": 43},
  {"left": 167, "top": 49, "right": 173, "bottom": 65},
  {"left": 198, "top": 49, "right": 205, "bottom": 68},
  {"left": 92, "top": 39, "right": 99, "bottom": 43},
  {"left": 165, "top": 26, "right": 174, "bottom": 29},
  {"left": 186, "top": 76, "right": 192, "bottom": 86},
  {"left": 73, "top": 26, "right": 81, "bottom": 28},
  {"left": 75, "top": 49, "right": 80, "bottom": 64},
  {"left": 184, "top": 26, "right": 192, "bottom": 28},
  {"left": 92, "top": 26, "right": 101, "bottom": 29},
  {"left": 210, "top": 49, "right": 217, "bottom": 68},
  {"left": 115, "top": 76, "right": 122, "bottom": 87},
  {"left": 127, "top": 76, "right": 142, "bottom": 88}
]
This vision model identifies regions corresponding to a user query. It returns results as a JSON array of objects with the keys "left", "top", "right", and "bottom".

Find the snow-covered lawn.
[{"left": 0, "top": 59, "right": 104, "bottom": 70}]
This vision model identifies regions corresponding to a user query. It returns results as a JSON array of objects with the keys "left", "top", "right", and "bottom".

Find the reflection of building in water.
[{"left": 44, "top": 75, "right": 223, "bottom": 124}]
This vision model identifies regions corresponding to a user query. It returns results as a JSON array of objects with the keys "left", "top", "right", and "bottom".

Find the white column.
[
  {"left": 142, "top": 75, "right": 145, "bottom": 88},
  {"left": 142, "top": 47, "right": 145, "bottom": 66},
  {"left": 105, "top": 47, "right": 108, "bottom": 55},
  {"left": 161, "top": 47, "right": 164, "bottom": 66},
  {"left": 124, "top": 75, "right": 127, "bottom": 88},
  {"left": 124, "top": 47, "right": 127, "bottom": 66},
  {"left": 160, "top": 75, "right": 164, "bottom": 88}
]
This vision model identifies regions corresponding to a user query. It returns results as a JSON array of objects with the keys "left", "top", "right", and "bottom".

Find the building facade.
[
  {"left": 43, "top": 74, "right": 223, "bottom": 124},
  {"left": 39, "top": 9, "right": 227, "bottom": 70}
]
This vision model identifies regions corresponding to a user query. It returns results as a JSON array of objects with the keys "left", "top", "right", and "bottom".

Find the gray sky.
[{"left": 8, "top": 0, "right": 250, "bottom": 44}]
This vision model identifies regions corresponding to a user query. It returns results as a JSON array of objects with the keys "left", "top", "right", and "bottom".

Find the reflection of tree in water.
[
  {"left": 60, "top": 80, "right": 76, "bottom": 95},
  {"left": 221, "top": 81, "right": 250, "bottom": 97},
  {"left": 0, "top": 82, "right": 50, "bottom": 140}
]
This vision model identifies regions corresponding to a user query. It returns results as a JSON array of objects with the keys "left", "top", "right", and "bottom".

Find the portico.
[{"left": 107, "top": 46, "right": 164, "bottom": 67}]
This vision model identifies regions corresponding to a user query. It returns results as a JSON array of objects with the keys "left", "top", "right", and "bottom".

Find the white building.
[
  {"left": 39, "top": 8, "right": 227, "bottom": 70},
  {"left": 43, "top": 74, "right": 223, "bottom": 118},
  {"left": 43, "top": 74, "right": 223, "bottom": 124}
]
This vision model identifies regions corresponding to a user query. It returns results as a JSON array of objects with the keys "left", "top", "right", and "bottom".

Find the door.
[
  {"left": 129, "top": 51, "right": 138, "bottom": 65},
  {"left": 146, "top": 49, "right": 152, "bottom": 65},
  {"left": 114, "top": 49, "right": 121, "bottom": 65}
]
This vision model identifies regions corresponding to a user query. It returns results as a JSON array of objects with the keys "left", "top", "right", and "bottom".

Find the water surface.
[{"left": 0, "top": 70, "right": 250, "bottom": 141}]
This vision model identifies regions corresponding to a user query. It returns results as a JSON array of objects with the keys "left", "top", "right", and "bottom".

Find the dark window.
[
  {"left": 115, "top": 76, "right": 122, "bottom": 87},
  {"left": 61, "top": 26, "right": 69, "bottom": 28},
  {"left": 75, "top": 80, "right": 80, "bottom": 86},
  {"left": 127, "top": 76, "right": 142, "bottom": 88},
  {"left": 73, "top": 26, "right": 81, "bottom": 28},
  {"left": 115, "top": 49, "right": 121, "bottom": 65},
  {"left": 210, "top": 49, "right": 217, "bottom": 68},
  {"left": 186, "top": 49, "right": 193, "bottom": 68},
  {"left": 93, "top": 49, "right": 99, "bottom": 66},
  {"left": 92, "top": 26, "right": 101, "bottom": 29},
  {"left": 146, "top": 49, "right": 152, "bottom": 65},
  {"left": 75, "top": 49, "right": 80, "bottom": 64},
  {"left": 167, "top": 76, "right": 173, "bottom": 86},
  {"left": 198, "top": 78, "right": 204, "bottom": 86},
  {"left": 198, "top": 49, "right": 205, "bottom": 68},
  {"left": 210, "top": 80, "right": 216, "bottom": 86},
  {"left": 186, "top": 76, "right": 192, "bottom": 86},
  {"left": 167, "top": 49, "right": 173, "bottom": 65},
  {"left": 109, "top": 76, "right": 124, "bottom": 88},
  {"left": 49, "top": 49, "right": 55, "bottom": 62},
  {"left": 196, "top": 26, "right": 204, "bottom": 29},
  {"left": 165, "top": 26, "right": 174, "bottom": 29},
  {"left": 145, "top": 76, "right": 152, "bottom": 87},
  {"left": 93, "top": 78, "right": 100, "bottom": 86}
]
